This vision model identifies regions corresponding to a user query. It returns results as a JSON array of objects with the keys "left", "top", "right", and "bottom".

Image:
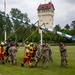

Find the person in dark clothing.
[{"left": 5, "top": 43, "right": 11, "bottom": 63}]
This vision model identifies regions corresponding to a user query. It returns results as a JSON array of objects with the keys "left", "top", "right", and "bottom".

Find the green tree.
[
  {"left": 70, "top": 20, "right": 75, "bottom": 35},
  {"left": 10, "top": 8, "right": 29, "bottom": 41},
  {"left": 0, "top": 12, "right": 5, "bottom": 41},
  {"left": 64, "top": 24, "right": 70, "bottom": 30},
  {"left": 54, "top": 24, "right": 61, "bottom": 31},
  {"left": 71, "top": 20, "right": 75, "bottom": 29}
]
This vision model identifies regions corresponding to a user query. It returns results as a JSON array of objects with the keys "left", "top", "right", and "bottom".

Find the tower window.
[
  {"left": 46, "top": 9, "right": 49, "bottom": 11},
  {"left": 40, "top": 20, "right": 43, "bottom": 22},
  {"left": 46, "top": 23, "right": 49, "bottom": 24}
]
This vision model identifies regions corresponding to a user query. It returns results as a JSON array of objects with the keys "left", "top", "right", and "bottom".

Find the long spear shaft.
[
  {"left": 17, "top": 23, "right": 44, "bottom": 49},
  {"left": 15, "top": 21, "right": 38, "bottom": 43},
  {"left": 5, "top": 24, "right": 24, "bottom": 42}
]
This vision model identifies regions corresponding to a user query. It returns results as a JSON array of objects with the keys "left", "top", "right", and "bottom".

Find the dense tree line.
[{"left": 0, "top": 8, "right": 75, "bottom": 43}]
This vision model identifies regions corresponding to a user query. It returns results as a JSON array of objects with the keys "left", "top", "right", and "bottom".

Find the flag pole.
[{"left": 4, "top": 0, "right": 7, "bottom": 43}]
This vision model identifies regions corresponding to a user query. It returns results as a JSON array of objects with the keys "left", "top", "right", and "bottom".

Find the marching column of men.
[
  {"left": 0, "top": 42, "right": 18, "bottom": 65},
  {"left": 0, "top": 41, "right": 68, "bottom": 68}
]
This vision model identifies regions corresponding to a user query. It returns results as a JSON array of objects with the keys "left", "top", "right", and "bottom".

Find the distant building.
[{"left": 37, "top": 2, "right": 55, "bottom": 30}]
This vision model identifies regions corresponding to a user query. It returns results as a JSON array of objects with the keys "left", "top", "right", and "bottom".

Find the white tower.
[
  {"left": 37, "top": 1, "right": 55, "bottom": 45},
  {"left": 37, "top": 1, "right": 55, "bottom": 29}
]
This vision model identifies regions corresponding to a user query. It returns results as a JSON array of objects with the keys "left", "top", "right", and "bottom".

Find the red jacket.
[{"left": 0, "top": 46, "right": 5, "bottom": 58}]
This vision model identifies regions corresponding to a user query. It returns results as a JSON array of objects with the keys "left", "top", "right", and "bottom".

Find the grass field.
[{"left": 0, "top": 46, "right": 75, "bottom": 75}]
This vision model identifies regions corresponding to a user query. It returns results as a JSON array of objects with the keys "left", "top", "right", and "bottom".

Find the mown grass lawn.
[{"left": 0, "top": 46, "right": 75, "bottom": 75}]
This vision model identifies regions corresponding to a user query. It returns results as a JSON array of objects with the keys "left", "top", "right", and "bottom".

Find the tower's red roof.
[{"left": 37, "top": 2, "right": 55, "bottom": 10}]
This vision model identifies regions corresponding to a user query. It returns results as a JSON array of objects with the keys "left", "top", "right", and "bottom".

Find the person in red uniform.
[
  {"left": 0, "top": 42, "right": 5, "bottom": 64},
  {"left": 21, "top": 45, "right": 33, "bottom": 67}
]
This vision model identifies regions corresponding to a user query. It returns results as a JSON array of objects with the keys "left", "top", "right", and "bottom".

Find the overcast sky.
[{"left": 0, "top": 0, "right": 75, "bottom": 28}]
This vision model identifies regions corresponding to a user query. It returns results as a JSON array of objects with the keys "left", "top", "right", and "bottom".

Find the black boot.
[
  {"left": 21, "top": 63, "right": 24, "bottom": 67},
  {"left": 2, "top": 62, "right": 5, "bottom": 64}
]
